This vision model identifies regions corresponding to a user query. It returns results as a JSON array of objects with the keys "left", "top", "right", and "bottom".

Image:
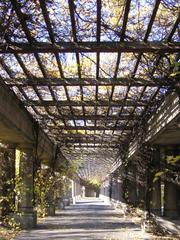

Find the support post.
[
  {"left": 150, "top": 147, "right": 161, "bottom": 216},
  {"left": 72, "top": 180, "right": 76, "bottom": 204},
  {"left": 0, "top": 144, "right": 16, "bottom": 217},
  {"left": 16, "top": 143, "right": 37, "bottom": 229},
  {"left": 129, "top": 180, "right": 137, "bottom": 206},
  {"left": 164, "top": 181, "right": 178, "bottom": 218},
  {"left": 46, "top": 188, "right": 55, "bottom": 216}
]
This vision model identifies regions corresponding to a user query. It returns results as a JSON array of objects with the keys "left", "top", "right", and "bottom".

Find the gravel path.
[{"left": 16, "top": 198, "right": 152, "bottom": 240}]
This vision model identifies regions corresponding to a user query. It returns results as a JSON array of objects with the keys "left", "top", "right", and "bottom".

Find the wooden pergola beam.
[
  {"left": 24, "top": 99, "right": 148, "bottom": 107},
  {"left": 51, "top": 125, "right": 131, "bottom": 130},
  {"left": 5, "top": 77, "right": 177, "bottom": 86},
  {"left": 56, "top": 134, "right": 122, "bottom": 138},
  {"left": 131, "top": 0, "right": 161, "bottom": 77},
  {"left": 1, "top": 42, "right": 179, "bottom": 54},
  {"left": 64, "top": 145, "right": 119, "bottom": 148},
  {"left": 114, "top": 0, "right": 131, "bottom": 77},
  {"left": 61, "top": 139, "right": 119, "bottom": 144},
  {"left": 45, "top": 114, "right": 138, "bottom": 121}
]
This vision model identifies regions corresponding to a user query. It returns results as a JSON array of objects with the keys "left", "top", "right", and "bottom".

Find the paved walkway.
[{"left": 16, "top": 198, "right": 152, "bottom": 240}]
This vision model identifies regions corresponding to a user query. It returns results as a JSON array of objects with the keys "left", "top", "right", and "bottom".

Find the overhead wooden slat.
[
  {"left": 67, "top": 0, "right": 83, "bottom": 129},
  {"left": 144, "top": 0, "right": 161, "bottom": 41},
  {"left": 10, "top": 0, "right": 58, "bottom": 124},
  {"left": 38, "top": 0, "right": 68, "bottom": 127},
  {"left": 132, "top": 2, "right": 179, "bottom": 78},
  {"left": 1, "top": 42, "right": 179, "bottom": 54},
  {"left": 114, "top": 0, "right": 131, "bottom": 78},
  {"left": 112, "top": 85, "right": 131, "bottom": 135},
  {"left": 49, "top": 125, "right": 132, "bottom": 131},
  {"left": 167, "top": 14, "right": 180, "bottom": 42},
  {"left": 0, "top": 57, "right": 15, "bottom": 77},
  {"left": 10, "top": 0, "right": 34, "bottom": 43},
  {"left": 95, "top": 0, "right": 102, "bottom": 131},
  {"left": 24, "top": 99, "right": 149, "bottom": 107},
  {"left": 64, "top": 145, "right": 119, "bottom": 149},
  {"left": 53, "top": 134, "right": 126, "bottom": 140},
  {"left": 106, "top": 0, "right": 131, "bottom": 137},
  {"left": 5, "top": 76, "right": 177, "bottom": 86},
  {"left": 41, "top": 114, "right": 138, "bottom": 121},
  {"left": 61, "top": 139, "right": 119, "bottom": 144}
]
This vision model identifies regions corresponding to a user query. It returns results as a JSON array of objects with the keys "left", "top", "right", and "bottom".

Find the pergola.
[{"left": 0, "top": 0, "right": 179, "bottom": 181}]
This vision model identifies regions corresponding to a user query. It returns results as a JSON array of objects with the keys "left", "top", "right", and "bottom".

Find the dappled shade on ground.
[{"left": 16, "top": 198, "right": 152, "bottom": 240}]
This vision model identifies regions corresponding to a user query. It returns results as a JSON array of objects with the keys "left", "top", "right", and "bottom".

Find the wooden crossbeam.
[
  {"left": 57, "top": 133, "right": 122, "bottom": 138},
  {"left": 5, "top": 77, "right": 176, "bottom": 86},
  {"left": 45, "top": 114, "right": 137, "bottom": 121},
  {"left": 144, "top": 0, "right": 161, "bottom": 41},
  {"left": 51, "top": 125, "right": 131, "bottom": 130},
  {"left": 24, "top": 99, "right": 148, "bottom": 107},
  {"left": 1, "top": 42, "right": 179, "bottom": 54},
  {"left": 60, "top": 139, "right": 119, "bottom": 144},
  {"left": 64, "top": 144, "right": 119, "bottom": 148},
  {"left": 131, "top": 0, "right": 161, "bottom": 77},
  {"left": 114, "top": 0, "right": 131, "bottom": 77}
]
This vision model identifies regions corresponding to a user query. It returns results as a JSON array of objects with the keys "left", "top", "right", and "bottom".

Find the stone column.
[
  {"left": 164, "top": 181, "right": 178, "bottom": 218},
  {"left": 150, "top": 147, "right": 161, "bottom": 216},
  {"left": 72, "top": 180, "right": 76, "bottom": 204},
  {"left": 127, "top": 180, "right": 137, "bottom": 206},
  {"left": 16, "top": 143, "right": 37, "bottom": 229},
  {"left": 114, "top": 180, "right": 119, "bottom": 201},
  {"left": 47, "top": 169, "right": 56, "bottom": 216},
  {"left": 0, "top": 147, "right": 4, "bottom": 218},
  {"left": 0, "top": 144, "right": 16, "bottom": 217},
  {"left": 151, "top": 180, "right": 161, "bottom": 216},
  {"left": 138, "top": 184, "right": 145, "bottom": 209},
  {"left": 46, "top": 188, "right": 55, "bottom": 216},
  {"left": 178, "top": 186, "right": 180, "bottom": 217},
  {"left": 117, "top": 179, "right": 123, "bottom": 202}
]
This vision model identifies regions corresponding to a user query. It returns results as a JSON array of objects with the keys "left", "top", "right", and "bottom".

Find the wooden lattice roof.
[{"left": 0, "top": 0, "right": 179, "bottom": 180}]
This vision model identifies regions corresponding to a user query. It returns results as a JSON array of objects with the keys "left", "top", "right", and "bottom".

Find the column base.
[
  {"left": 164, "top": 209, "right": 179, "bottom": 218},
  {"left": 64, "top": 198, "right": 70, "bottom": 206},
  {"left": 151, "top": 209, "right": 161, "bottom": 216},
  {"left": 47, "top": 205, "right": 55, "bottom": 216},
  {"left": 13, "top": 212, "right": 37, "bottom": 229}
]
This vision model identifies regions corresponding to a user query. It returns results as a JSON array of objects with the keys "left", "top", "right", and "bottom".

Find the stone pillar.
[
  {"left": 42, "top": 168, "right": 55, "bottom": 216},
  {"left": 127, "top": 180, "right": 137, "bottom": 206},
  {"left": 46, "top": 188, "right": 55, "bottom": 216},
  {"left": 125, "top": 164, "right": 138, "bottom": 206},
  {"left": 6, "top": 144, "right": 16, "bottom": 214},
  {"left": 76, "top": 182, "right": 80, "bottom": 198},
  {"left": 178, "top": 186, "right": 180, "bottom": 216},
  {"left": 164, "top": 181, "right": 178, "bottom": 218},
  {"left": 111, "top": 180, "right": 115, "bottom": 200},
  {"left": 151, "top": 180, "right": 161, "bottom": 216},
  {"left": 114, "top": 180, "right": 119, "bottom": 201},
  {"left": 138, "top": 184, "right": 145, "bottom": 209},
  {"left": 117, "top": 179, "right": 123, "bottom": 202},
  {"left": 150, "top": 147, "right": 161, "bottom": 216},
  {"left": 0, "top": 144, "right": 16, "bottom": 217},
  {"left": 0, "top": 147, "right": 4, "bottom": 218},
  {"left": 72, "top": 180, "right": 76, "bottom": 204},
  {"left": 16, "top": 143, "right": 37, "bottom": 229}
]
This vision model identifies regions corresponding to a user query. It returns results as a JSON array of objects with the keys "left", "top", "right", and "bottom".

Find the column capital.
[
  {"left": 6, "top": 143, "right": 17, "bottom": 149},
  {"left": 0, "top": 142, "right": 16, "bottom": 149},
  {"left": 17, "top": 143, "right": 35, "bottom": 150}
]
